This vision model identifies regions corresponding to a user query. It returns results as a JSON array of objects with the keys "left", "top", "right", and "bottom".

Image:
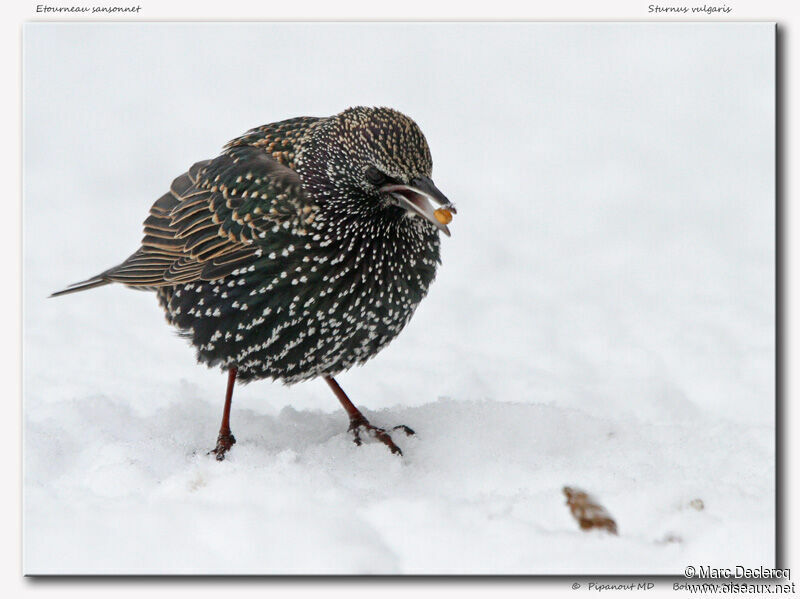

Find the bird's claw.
[
  {"left": 209, "top": 431, "right": 236, "bottom": 461},
  {"left": 348, "top": 416, "right": 414, "bottom": 456},
  {"left": 392, "top": 424, "right": 416, "bottom": 436}
]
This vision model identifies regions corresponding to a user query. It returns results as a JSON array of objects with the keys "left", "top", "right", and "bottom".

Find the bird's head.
[{"left": 299, "top": 106, "right": 456, "bottom": 236}]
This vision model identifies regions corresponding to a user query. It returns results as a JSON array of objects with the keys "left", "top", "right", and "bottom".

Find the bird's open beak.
[{"left": 381, "top": 177, "right": 457, "bottom": 236}]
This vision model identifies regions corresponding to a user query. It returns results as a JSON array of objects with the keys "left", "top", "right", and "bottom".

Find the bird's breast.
[{"left": 163, "top": 224, "right": 441, "bottom": 383}]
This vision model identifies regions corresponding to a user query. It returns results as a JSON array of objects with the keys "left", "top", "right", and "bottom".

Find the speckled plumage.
[{"left": 55, "top": 107, "right": 453, "bottom": 387}]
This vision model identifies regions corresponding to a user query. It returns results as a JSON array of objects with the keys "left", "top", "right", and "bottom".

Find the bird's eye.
[{"left": 365, "top": 166, "right": 388, "bottom": 186}]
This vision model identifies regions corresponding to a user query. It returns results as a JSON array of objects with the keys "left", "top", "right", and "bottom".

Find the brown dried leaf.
[{"left": 563, "top": 486, "right": 618, "bottom": 535}]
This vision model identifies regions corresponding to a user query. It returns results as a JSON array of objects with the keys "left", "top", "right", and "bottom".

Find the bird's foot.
[
  {"left": 209, "top": 431, "right": 236, "bottom": 461},
  {"left": 348, "top": 415, "right": 415, "bottom": 456}
]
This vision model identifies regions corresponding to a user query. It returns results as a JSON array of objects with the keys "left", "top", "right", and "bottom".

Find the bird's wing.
[{"left": 104, "top": 145, "right": 311, "bottom": 287}]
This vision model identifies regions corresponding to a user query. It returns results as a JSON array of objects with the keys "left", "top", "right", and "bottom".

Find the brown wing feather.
[
  {"left": 100, "top": 148, "right": 307, "bottom": 288},
  {"left": 51, "top": 120, "right": 320, "bottom": 298}
]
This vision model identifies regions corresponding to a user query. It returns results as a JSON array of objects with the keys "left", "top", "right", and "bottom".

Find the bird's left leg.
[
  {"left": 210, "top": 366, "right": 237, "bottom": 460},
  {"left": 324, "top": 376, "right": 415, "bottom": 456}
]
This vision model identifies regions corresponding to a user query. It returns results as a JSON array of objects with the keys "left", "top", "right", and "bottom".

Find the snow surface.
[{"left": 23, "top": 23, "right": 775, "bottom": 574}]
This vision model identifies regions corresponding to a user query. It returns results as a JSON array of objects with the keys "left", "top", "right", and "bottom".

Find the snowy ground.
[{"left": 23, "top": 23, "right": 775, "bottom": 574}]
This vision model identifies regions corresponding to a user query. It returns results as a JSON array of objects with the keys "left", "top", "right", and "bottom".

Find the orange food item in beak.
[{"left": 434, "top": 208, "right": 453, "bottom": 225}]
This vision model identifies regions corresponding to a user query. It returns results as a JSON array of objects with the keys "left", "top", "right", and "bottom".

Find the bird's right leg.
[
  {"left": 324, "top": 376, "right": 414, "bottom": 456},
  {"left": 210, "top": 366, "right": 237, "bottom": 460}
]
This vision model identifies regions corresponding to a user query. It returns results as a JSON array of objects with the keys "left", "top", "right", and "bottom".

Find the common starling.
[{"left": 52, "top": 106, "right": 456, "bottom": 458}]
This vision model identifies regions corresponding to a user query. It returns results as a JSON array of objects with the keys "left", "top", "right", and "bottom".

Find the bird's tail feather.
[{"left": 50, "top": 275, "right": 111, "bottom": 297}]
